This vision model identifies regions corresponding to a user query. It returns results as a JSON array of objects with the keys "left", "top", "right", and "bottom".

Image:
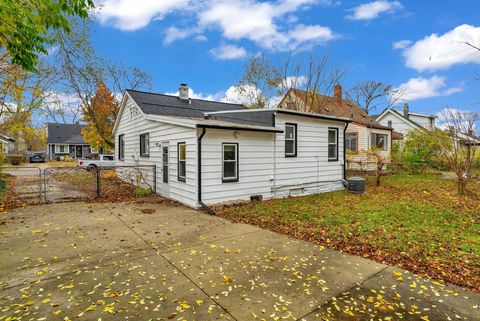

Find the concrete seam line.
[
  {"left": 0, "top": 253, "right": 158, "bottom": 292},
  {"left": 104, "top": 204, "right": 239, "bottom": 321},
  {"left": 294, "top": 265, "right": 390, "bottom": 321},
  {"left": 160, "top": 229, "right": 264, "bottom": 255}
]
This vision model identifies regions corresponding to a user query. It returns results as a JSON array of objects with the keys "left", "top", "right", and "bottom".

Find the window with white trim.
[
  {"left": 55, "top": 144, "right": 69, "bottom": 154},
  {"left": 118, "top": 134, "right": 125, "bottom": 160},
  {"left": 346, "top": 133, "right": 358, "bottom": 152},
  {"left": 140, "top": 133, "right": 149, "bottom": 157},
  {"left": 178, "top": 142, "right": 186, "bottom": 182},
  {"left": 328, "top": 128, "right": 338, "bottom": 161},
  {"left": 222, "top": 143, "right": 238, "bottom": 182},
  {"left": 371, "top": 133, "right": 388, "bottom": 151},
  {"left": 285, "top": 123, "right": 297, "bottom": 157}
]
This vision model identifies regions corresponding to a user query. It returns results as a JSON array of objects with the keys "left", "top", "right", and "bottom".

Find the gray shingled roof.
[
  {"left": 126, "top": 89, "right": 248, "bottom": 119},
  {"left": 206, "top": 109, "right": 275, "bottom": 127},
  {"left": 47, "top": 123, "right": 88, "bottom": 144}
]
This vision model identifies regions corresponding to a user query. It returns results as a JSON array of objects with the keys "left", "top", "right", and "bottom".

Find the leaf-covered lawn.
[{"left": 217, "top": 174, "right": 480, "bottom": 291}]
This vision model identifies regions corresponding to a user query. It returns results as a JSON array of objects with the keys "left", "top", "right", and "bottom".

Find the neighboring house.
[
  {"left": 0, "top": 134, "right": 16, "bottom": 154},
  {"left": 113, "top": 84, "right": 351, "bottom": 209},
  {"left": 375, "top": 104, "right": 436, "bottom": 135},
  {"left": 376, "top": 104, "right": 480, "bottom": 145},
  {"left": 47, "top": 123, "right": 92, "bottom": 160},
  {"left": 278, "top": 85, "right": 400, "bottom": 162}
]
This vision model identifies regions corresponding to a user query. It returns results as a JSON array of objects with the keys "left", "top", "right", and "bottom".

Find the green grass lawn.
[{"left": 217, "top": 174, "right": 480, "bottom": 291}]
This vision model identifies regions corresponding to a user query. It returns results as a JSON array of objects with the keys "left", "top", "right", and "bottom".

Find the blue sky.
[{"left": 91, "top": 0, "right": 480, "bottom": 116}]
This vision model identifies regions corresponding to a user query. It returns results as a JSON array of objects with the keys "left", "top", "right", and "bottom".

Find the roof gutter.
[
  {"left": 196, "top": 124, "right": 283, "bottom": 133},
  {"left": 197, "top": 127, "right": 215, "bottom": 215}
]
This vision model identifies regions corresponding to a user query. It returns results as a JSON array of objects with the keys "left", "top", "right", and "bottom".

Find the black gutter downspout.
[
  {"left": 198, "top": 127, "right": 216, "bottom": 215},
  {"left": 343, "top": 122, "right": 349, "bottom": 181}
]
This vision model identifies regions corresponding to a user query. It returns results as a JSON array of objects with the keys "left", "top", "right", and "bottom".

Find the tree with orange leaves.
[{"left": 81, "top": 83, "right": 119, "bottom": 152}]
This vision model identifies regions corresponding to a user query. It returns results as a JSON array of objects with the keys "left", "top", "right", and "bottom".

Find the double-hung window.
[
  {"left": 55, "top": 144, "right": 69, "bottom": 154},
  {"left": 328, "top": 128, "right": 338, "bottom": 161},
  {"left": 346, "top": 133, "right": 358, "bottom": 152},
  {"left": 118, "top": 134, "right": 125, "bottom": 160},
  {"left": 222, "top": 143, "right": 238, "bottom": 182},
  {"left": 285, "top": 123, "right": 297, "bottom": 157},
  {"left": 177, "top": 142, "right": 186, "bottom": 182},
  {"left": 140, "top": 133, "right": 149, "bottom": 157},
  {"left": 371, "top": 133, "right": 388, "bottom": 151}
]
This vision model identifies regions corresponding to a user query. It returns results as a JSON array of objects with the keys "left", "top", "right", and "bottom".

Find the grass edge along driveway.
[{"left": 217, "top": 174, "right": 480, "bottom": 292}]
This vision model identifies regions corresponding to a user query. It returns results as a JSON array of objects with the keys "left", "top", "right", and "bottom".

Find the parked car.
[
  {"left": 78, "top": 154, "right": 115, "bottom": 171},
  {"left": 29, "top": 152, "right": 45, "bottom": 163}
]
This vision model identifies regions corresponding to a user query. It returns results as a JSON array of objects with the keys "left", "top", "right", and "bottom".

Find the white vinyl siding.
[
  {"left": 376, "top": 111, "right": 419, "bottom": 135},
  {"left": 114, "top": 95, "right": 197, "bottom": 207},
  {"left": 274, "top": 114, "right": 344, "bottom": 195},
  {"left": 201, "top": 129, "right": 275, "bottom": 205}
]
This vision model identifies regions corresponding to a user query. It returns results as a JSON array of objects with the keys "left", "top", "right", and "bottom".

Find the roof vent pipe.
[
  {"left": 403, "top": 103, "right": 409, "bottom": 118},
  {"left": 179, "top": 83, "right": 189, "bottom": 100}
]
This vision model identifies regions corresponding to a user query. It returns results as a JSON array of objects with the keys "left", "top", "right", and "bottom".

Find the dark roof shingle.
[
  {"left": 286, "top": 89, "right": 391, "bottom": 130},
  {"left": 47, "top": 123, "right": 87, "bottom": 144},
  {"left": 126, "top": 89, "right": 248, "bottom": 119}
]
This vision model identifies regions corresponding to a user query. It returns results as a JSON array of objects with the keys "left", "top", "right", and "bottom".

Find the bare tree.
[
  {"left": 439, "top": 108, "right": 479, "bottom": 195},
  {"left": 346, "top": 80, "right": 403, "bottom": 115},
  {"left": 465, "top": 41, "right": 480, "bottom": 52},
  {"left": 236, "top": 52, "right": 344, "bottom": 110},
  {"left": 49, "top": 17, "right": 152, "bottom": 145}
]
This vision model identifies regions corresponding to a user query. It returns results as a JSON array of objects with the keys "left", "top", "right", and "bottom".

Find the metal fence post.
[
  {"left": 43, "top": 169, "right": 47, "bottom": 203},
  {"left": 152, "top": 165, "right": 157, "bottom": 193},
  {"left": 38, "top": 168, "right": 42, "bottom": 204},
  {"left": 96, "top": 168, "right": 100, "bottom": 198}
]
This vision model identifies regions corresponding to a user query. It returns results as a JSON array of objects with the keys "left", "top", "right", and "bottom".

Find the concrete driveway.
[{"left": 0, "top": 202, "right": 478, "bottom": 320}]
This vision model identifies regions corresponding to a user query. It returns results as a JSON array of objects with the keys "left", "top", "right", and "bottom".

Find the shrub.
[
  {"left": 6, "top": 155, "right": 24, "bottom": 165},
  {"left": 134, "top": 187, "right": 153, "bottom": 196}
]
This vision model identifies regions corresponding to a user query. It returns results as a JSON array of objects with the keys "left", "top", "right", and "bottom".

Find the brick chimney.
[
  {"left": 403, "top": 103, "right": 409, "bottom": 118},
  {"left": 334, "top": 83, "right": 342, "bottom": 104}
]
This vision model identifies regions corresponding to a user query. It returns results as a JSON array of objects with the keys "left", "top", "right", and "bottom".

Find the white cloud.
[
  {"left": 222, "top": 85, "right": 262, "bottom": 105},
  {"left": 164, "top": 88, "right": 224, "bottom": 101},
  {"left": 346, "top": 1, "right": 402, "bottom": 20},
  {"left": 164, "top": 27, "right": 196, "bottom": 44},
  {"left": 96, "top": 0, "right": 191, "bottom": 31},
  {"left": 198, "top": 0, "right": 335, "bottom": 51},
  {"left": 96, "top": 0, "right": 336, "bottom": 52},
  {"left": 392, "top": 40, "right": 411, "bottom": 50},
  {"left": 164, "top": 84, "right": 270, "bottom": 106},
  {"left": 280, "top": 75, "right": 307, "bottom": 88},
  {"left": 394, "top": 76, "right": 462, "bottom": 101},
  {"left": 399, "top": 24, "right": 480, "bottom": 72},
  {"left": 210, "top": 44, "right": 247, "bottom": 60}
]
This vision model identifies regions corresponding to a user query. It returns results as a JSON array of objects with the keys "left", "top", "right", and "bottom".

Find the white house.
[
  {"left": 375, "top": 104, "right": 437, "bottom": 135},
  {"left": 113, "top": 84, "right": 351, "bottom": 210},
  {"left": 279, "top": 86, "right": 397, "bottom": 158},
  {"left": 0, "top": 134, "right": 16, "bottom": 155}
]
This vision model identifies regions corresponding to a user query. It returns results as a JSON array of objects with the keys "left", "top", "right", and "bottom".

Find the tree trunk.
[{"left": 457, "top": 177, "right": 466, "bottom": 196}]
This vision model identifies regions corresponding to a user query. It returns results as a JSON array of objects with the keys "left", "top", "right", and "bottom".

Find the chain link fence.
[
  {"left": 0, "top": 165, "right": 157, "bottom": 208},
  {"left": 0, "top": 167, "right": 42, "bottom": 207}
]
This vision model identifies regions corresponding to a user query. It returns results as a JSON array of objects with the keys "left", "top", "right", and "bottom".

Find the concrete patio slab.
[{"left": 0, "top": 201, "right": 478, "bottom": 321}]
